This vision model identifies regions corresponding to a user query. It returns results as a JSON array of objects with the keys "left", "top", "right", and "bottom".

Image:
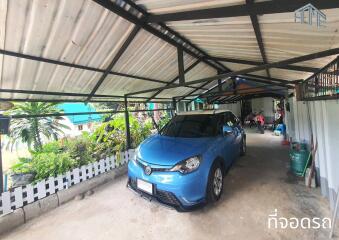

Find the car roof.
[{"left": 177, "top": 110, "right": 232, "bottom": 116}]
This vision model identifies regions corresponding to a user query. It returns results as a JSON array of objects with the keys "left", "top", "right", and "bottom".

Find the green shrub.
[
  {"left": 10, "top": 157, "right": 34, "bottom": 174},
  {"left": 32, "top": 152, "right": 76, "bottom": 181},
  {"left": 65, "top": 137, "right": 95, "bottom": 167},
  {"left": 158, "top": 112, "right": 171, "bottom": 130},
  {"left": 36, "top": 141, "right": 65, "bottom": 154},
  {"left": 91, "top": 114, "right": 152, "bottom": 159}
]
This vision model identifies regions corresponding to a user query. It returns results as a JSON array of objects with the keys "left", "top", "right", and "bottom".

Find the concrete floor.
[{"left": 2, "top": 130, "right": 338, "bottom": 240}]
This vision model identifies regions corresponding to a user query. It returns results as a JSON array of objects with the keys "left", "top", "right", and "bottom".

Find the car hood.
[{"left": 137, "top": 134, "right": 214, "bottom": 166}]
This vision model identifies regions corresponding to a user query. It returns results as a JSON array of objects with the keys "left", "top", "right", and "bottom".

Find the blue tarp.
[{"left": 58, "top": 103, "right": 102, "bottom": 125}]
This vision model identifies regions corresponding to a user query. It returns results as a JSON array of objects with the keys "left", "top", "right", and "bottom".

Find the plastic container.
[{"left": 290, "top": 149, "right": 310, "bottom": 176}]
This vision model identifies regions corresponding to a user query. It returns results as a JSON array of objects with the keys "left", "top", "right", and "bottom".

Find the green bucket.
[{"left": 290, "top": 149, "right": 310, "bottom": 176}]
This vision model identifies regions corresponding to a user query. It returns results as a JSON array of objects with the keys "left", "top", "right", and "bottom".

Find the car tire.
[
  {"left": 240, "top": 136, "right": 246, "bottom": 156},
  {"left": 206, "top": 161, "right": 224, "bottom": 203}
]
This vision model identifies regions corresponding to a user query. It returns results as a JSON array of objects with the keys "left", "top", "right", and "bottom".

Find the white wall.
[
  {"left": 286, "top": 97, "right": 339, "bottom": 209},
  {"left": 218, "top": 102, "right": 241, "bottom": 117},
  {"left": 59, "top": 117, "right": 95, "bottom": 137},
  {"left": 251, "top": 97, "right": 275, "bottom": 118}
]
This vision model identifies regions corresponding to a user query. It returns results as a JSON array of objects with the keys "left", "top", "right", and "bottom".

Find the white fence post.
[
  {"left": 0, "top": 150, "right": 133, "bottom": 217},
  {"left": 37, "top": 180, "right": 46, "bottom": 199},
  {"left": 13, "top": 187, "right": 23, "bottom": 208},
  {"left": 1, "top": 191, "right": 12, "bottom": 215},
  {"left": 47, "top": 177, "right": 56, "bottom": 195},
  {"left": 26, "top": 184, "right": 35, "bottom": 204},
  {"left": 56, "top": 175, "right": 64, "bottom": 191},
  {"left": 87, "top": 163, "right": 93, "bottom": 179},
  {"left": 73, "top": 168, "right": 80, "bottom": 185}
]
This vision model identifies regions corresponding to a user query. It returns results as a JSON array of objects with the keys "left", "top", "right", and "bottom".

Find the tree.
[{"left": 6, "top": 102, "right": 70, "bottom": 151}]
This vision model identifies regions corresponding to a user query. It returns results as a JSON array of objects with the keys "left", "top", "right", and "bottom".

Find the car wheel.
[
  {"left": 206, "top": 161, "right": 224, "bottom": 203},
  {"left": 240, "top": 136, "right": 246, "bottom": 156}
]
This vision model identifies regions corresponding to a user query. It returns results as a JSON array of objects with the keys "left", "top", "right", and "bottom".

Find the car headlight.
[{"left": 169, "top": 156, "right": 201, "bottom": 174}]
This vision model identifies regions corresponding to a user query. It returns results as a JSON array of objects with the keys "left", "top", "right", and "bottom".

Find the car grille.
[
  {"left": 156, "top": 189, "right": 181, "bottom": 207},
  {"left": 128, "top": 178, "right": 181, "bottom": 208},
  {"left": 136, "top": 158, "right": 171, "bottom": 173}
]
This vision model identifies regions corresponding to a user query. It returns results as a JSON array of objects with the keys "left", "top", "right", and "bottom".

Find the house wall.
[
  {"left": 59, "top": 117, "right": 95, "bottom": 137},
  {"left": 286, "top": 97, "right": 339, "bottom": 210},
  {"left": 218, "top": 102, "right": 241, "bottom": 117},
  {"left": 251, "top": 97, "right": 275, "bottom": 118}
]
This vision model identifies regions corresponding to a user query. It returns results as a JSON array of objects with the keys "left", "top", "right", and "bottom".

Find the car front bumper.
[{"left": 127, "top": 160, "right": 207, "bottom": 211}]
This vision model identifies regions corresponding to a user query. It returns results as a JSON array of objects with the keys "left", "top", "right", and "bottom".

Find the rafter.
[
  {"left": 126, "top": 48, "right": 339, "bottom": 96},
  {"left": 146, "top": 59, "right": 201, "bottom": 102},
  {"left": 246, "top": 0, "right": 271, "bottom": 78},
  {"left": 148, "top": 0, "right": 339, "bottom": 22},
  {"left": 207, "top": 57, "right": 319, "bottom": 73},
  {"left": 87, "top": 26, "right": 141, "bottom": 101}
]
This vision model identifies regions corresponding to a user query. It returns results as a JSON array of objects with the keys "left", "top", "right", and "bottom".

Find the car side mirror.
[{"left": 222, "top": 125, "right": 233, "bottom": 136}]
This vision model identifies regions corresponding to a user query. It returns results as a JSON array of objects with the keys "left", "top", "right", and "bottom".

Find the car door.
[
  {"left": 229, "top": 112, "right": 243, "bottom": 156},
  {"left": 222, "top": 112, "right": 238, "bottom": 163}
]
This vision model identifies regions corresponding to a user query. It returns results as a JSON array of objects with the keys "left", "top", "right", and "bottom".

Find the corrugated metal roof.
[
  {"left": 0, "top": 0, "right": 338, "bottom": 102},
  {"left": 167, "top": 16, "right": 262, "bottom": 62},
  {"left": 111, "top": 29, "right": 196, "bottom": 81},
  {"left": 259, "top": 9, "right": 339, "bottom": 63},
  {"left": 134, "top": 0, "right": 246, "bottom": 14}
]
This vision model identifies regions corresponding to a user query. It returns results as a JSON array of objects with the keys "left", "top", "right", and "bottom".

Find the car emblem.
[{"left": 144, "top": 166, "right": 152, "bottom": 175}]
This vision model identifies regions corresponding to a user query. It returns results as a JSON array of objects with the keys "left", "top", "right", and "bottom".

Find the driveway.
[{"left": 2, "top": 130, "right": 336, "bottom": 240}]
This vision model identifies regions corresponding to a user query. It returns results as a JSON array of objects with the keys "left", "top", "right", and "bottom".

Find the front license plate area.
[{"left": 137, "top": 179, "right": 153, "bottom": 195}]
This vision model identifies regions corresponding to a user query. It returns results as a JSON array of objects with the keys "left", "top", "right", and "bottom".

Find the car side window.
[
  {"left": 230, "top": 113, "right": 239, "bottom": 126},
  {"left": 224, "top": 112, "right": 234, "bottom": 127}
]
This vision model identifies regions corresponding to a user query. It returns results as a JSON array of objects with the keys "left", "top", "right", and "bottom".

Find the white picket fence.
[{"left": 0, "top": 149, "right": 135, "bottom": 217}]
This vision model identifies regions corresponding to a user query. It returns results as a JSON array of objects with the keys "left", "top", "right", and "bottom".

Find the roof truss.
[{"left": 147, "top": 0, "right": 339, "bottom": 22}]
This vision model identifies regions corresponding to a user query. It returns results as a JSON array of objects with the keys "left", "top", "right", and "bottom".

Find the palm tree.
[{"left": 6, "top": 102, "right": 69, "bottom": 151}]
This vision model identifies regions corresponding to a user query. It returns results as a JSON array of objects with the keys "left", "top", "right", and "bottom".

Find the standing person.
[{"left": 256, "top": 111, "right": 265, "bottom": 134}]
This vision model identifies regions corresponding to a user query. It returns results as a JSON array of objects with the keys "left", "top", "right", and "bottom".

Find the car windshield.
[{"left": 160, "top": 114, "right": 221, "bottom": 138}]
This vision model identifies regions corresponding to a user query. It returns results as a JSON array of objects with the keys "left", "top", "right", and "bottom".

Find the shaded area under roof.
[{"left": 0, "top": 0, "right": 338, "bottom": 103}]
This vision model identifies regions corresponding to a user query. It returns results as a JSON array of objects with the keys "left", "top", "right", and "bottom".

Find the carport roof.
[{"left": 0, "top": 0, "right": 339, "bottom": 103}]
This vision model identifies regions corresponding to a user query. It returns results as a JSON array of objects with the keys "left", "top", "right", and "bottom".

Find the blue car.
[{"left": 127, "top": 110, "right": 246, "bottom": 211}]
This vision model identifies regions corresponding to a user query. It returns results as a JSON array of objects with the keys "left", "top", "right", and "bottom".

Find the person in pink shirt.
[{"left": 256, "top": 111, "right": 265, "bottom": 134}]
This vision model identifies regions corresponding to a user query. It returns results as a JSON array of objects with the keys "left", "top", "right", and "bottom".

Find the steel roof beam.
[
  {"left": 123, "top": 0, "right": 230, "bottom": 73},
  {"left": 126, "top": 48, "right": 339, "bottom": 96},
  {"left": 247, "top": 0, "right": 271, "bottom": 78},
  {"left": 0, "top": 49, "right": 172, "bottom": 85},
  {"left": 148, "top": 0, "right": 339, "bottom": 22},
  {"left": 208, "top": 57, "right": 319, "bottom": 73},
  {"left": 87, "top": 26, "right": 141, "bottom": 101},
  {"left": 93, "top": 0, "right": 230, "bottom": 73},
  {"left": 180, "top": 74, "right": 294, "bottom": 103},
  {"left": 216, "top": 59, "right": 318, "bottom": 73},
  {"left": 181, "top": 80, "right": 217, "bottom": 102},
  {"left": 0, "top": 98, "right": 171, "bottom": 104},
  {"left": 146, "top": 59, "right": 202, "bottom": 102},
  {"left": 0, "top": 88, "right": 172, "bottom": 100},
  {"left": 177, "top": 47, "right": 185, "bottom": 85},
  {"left": 180, "top": 85, "right": 288, "bottom": 100}
]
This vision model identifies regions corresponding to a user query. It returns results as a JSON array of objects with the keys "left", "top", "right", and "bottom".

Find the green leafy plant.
[
  {"left": 158, "top": 112, "right": 171, "bottom": 130},
  {"left": 65, "top": 137, "right": 95, "bottom": 166},
  {"left": 91, "top": 114, "right": 152, "bottom": 159},
  {"left": 32, "top": 152, "right": 76, "bottom": 181},
  {"left": 10, "top": 158, "right": 34, "bottom": 175}
]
